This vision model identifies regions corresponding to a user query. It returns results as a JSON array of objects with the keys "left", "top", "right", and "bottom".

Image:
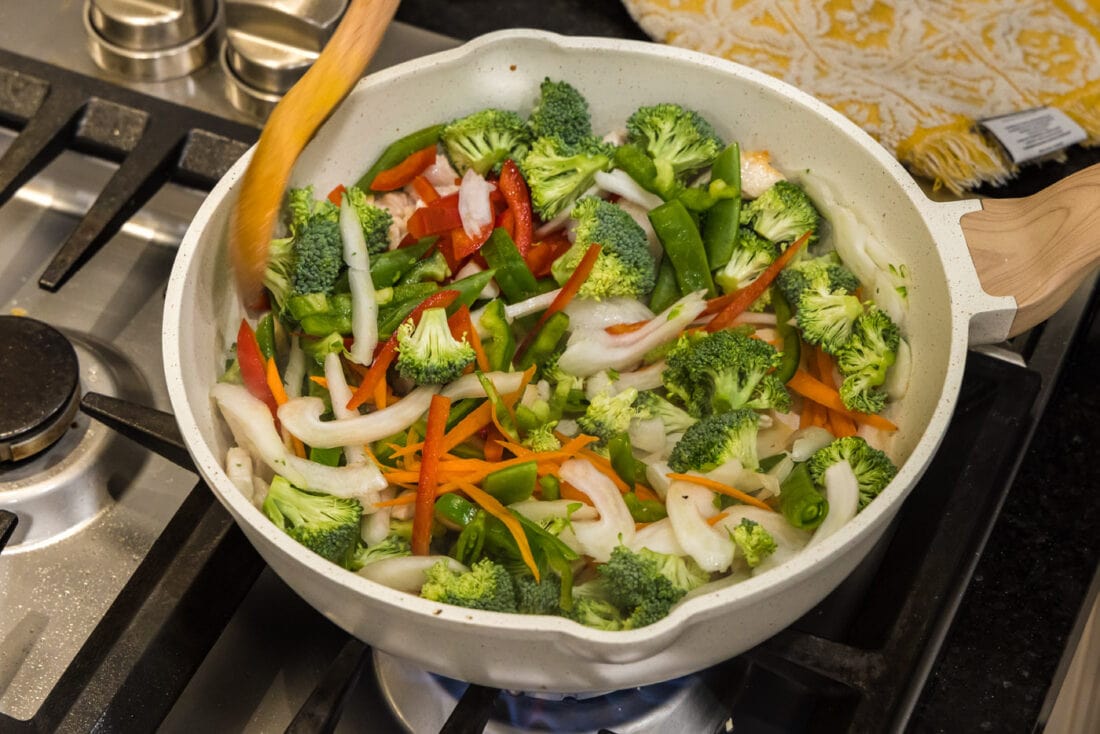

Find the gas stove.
[{"left": 1, "top": 3, "right": 1098, "bottom": 733}]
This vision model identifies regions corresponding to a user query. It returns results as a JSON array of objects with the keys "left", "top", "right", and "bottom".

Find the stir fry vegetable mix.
[{"left": 214, "top": 78, "right": 912, "bottom": 630}]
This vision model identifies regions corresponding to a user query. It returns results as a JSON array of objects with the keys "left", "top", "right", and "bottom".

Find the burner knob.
[
  {"left": 221, "top": 0, "right": 349, "bottom": 119},
  {"left": 85, "top": 0, "right": 223, "bottom": 80}
]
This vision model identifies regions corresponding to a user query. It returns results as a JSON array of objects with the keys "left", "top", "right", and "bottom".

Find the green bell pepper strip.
[
  {"left": 624, "top": 492, "right": 668, "bottom": 522},
  {"left": 702, "top": 143, "right": 742, "bottom": 270},
  {"left": 648, "top": 257, "right": 681, "bottom": 313},
  {"left": 779, "top": 463, "right": 829, "bottom": 530},
  {"left": 480, "top": 228, "right": 540, "bottom": 303},
  {"left": 309, "top": 445, "right": 343, "bottom": 467},
  {"left": 477, "top": 299, "right": 516, "bottom": 371},
  {"left": 515, "top": 311, "right": 569, "bottom": 371},
  {"left": 355, "top": 123, "right": 446, "bottom": 191},
  {"left": 452, "top": 510, "right": 488, "bottom": 565},
  {"left": 255, "top": 313, "right": 277, "bottom": 360},
  {"left": 446, "top": 398, "right": 483, "bottom": 431},
  {"left": 376, "top": 285, "right": 440, "bottom": 336},
  {"left": 607, "top": 433, "right": 636, "bottom": 487},
  {"left": 482, "top": 461, "right": 537, "bottom": 505},
  {"left": 475, "top": 371, "right": 520, "bottom": 443},
  {"left": 772, "top": 287, "right": 801, "bottom": 383},
  {"left": 397, "top": 250, "right": 450, "bottom": 285},
  {"left": 294, "top": 295, "right": 354, "bottom": 336},
  {"left": 445, "top": 269, "right": 497, "bottom": 310},
  {"left": 434, "top": 493, "right": 480, "bottom": 528},
  {"left": 539, "top": 475, "right": 561, "bottom": 501},
  {"left": 370, "top": 238, "right": 435, "bottom": 288},
  {"left": 649, "top": 199, "right": 717, "bottom": 298}
]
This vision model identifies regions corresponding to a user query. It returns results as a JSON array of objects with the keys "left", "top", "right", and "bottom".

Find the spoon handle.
[
  {"left": 961, "top": 162, "right": 1100, "bottom": 337},
  {"left": 229, "top": 0, "right": 400, "bottom": 310}
]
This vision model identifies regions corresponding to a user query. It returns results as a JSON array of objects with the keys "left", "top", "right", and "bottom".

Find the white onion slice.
[
  {"left": 440, "top": 371, "right": 528, "bottom": 400},
  {"left": 457, "top": 169, "right": 495, "bottom": 238},
  {"left": 807, "top": 462, "right": 859, "bottom": 547},
  {"left": 594, "top": 169, "right": 664, "bottom": 210},
  {"left": 563, "top": 296, "right": 654, "bottom": 333},
  {"left": 560, "top": 459, "right": 635, "bottom": 562},
  {"left": 666, "top": 481, "right": 734, "bottom": 573},
  {"left": 358, "top": 556, "right": 466, "bottom": 593},
  {"left": 508, "top": 499, "right": 598, "bottom": 524},
  {"left": 340, "top": 195, "right": 378, "bottom": 365},
  {"left": 278, "top": 386, "right": 438, "bottom": 448},
  {"left": 627, "top": 518, "right": 686, "bottom": 556},
  {"left": 790, "top": 427, "right": 835, "bottom": 461}
]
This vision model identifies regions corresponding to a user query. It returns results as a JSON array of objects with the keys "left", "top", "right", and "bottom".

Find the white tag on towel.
[{"left": 979, "top": 107, "right": 1086, "bottom": 164}]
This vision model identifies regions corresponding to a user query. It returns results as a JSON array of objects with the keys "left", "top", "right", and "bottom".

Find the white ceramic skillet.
[{"left": 163, "top": 30, "right": 1100, "bottom": 693}]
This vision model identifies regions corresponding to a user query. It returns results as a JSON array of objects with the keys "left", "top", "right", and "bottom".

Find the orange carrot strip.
[
  {"left": 448, "top": 305, "right": 491, "bottom": 373},
  {"left": 813, "top": 348, "right": 859, "bottom": 437},
  {"left": 373, "top": 378, "right": 387, "bottom": 409},
  {"left": 515, "top": 243, "right": 602, "bottom": 360},
  {"left": 708, "top": 231, "right": 810, "bottom": 333},
  {"left": 404, "top": 426, "right": 419, "bottom": 471},
  {"left": 707, "top": 511, "right": 730, "bottom": 526},
  {"left": 633, "top": 483, "right": 659, "bottom": 503},
  {"left": 457, "top": 480, "right": 540, "bottom": 581},
  {"left": 578, "top": 449, "right": 631, "bottom": 494},
  {"left": 559, "top": 481, "right": 593, "bottom": 506},
  {"left": 266, "top": 357, "right": 306, "bottom": 458},
  {"left": 483, "top": 427, "right": 504, "bottom": 462},
  {"left": 309, "top": 375, "right": 329, "bottom": 389},
  {"left": 605, "top": 319, "right": 649, "bottom": 335},
  {"left": 787, "top": 370, "right": 898, "bottom": 432},
  {"left": 412, "top": 394, "right": 451, "bottom": 555},
  {"left": 666, "top": 473, "right": 775, "bottom": 512}
]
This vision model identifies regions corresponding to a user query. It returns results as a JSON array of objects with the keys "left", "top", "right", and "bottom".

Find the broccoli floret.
[
  {"left": 598, "top": 545, "right": 705, "bottom": 629},
  {"left": 632, "top": 391, "right": 698, "bottom": 434},
  {"left": 286, "top": 185, "right": 338, "bottom": 236},
  {"left": 441, "top": 108, "right": 531, "bottom": 176},
  {"left": 520, "top": 135, "right": 614, "bottom": 220},
  {"left": 513, "top": 574, "right": 563, "bottom": 616},
  {"left": 731, "top": 518, "right": 778, "bottom": 568},
  {"left": 625, "top": 103, "right": 723, "bottom": 196},
  {"left": 748, "top": 287, "right": 773, "bottom": 313},
  {"left": 291, "top": 216, "right": 344, "bottom": 296},
  {"left": 528, "top": 77, "right": 592, "bottom": 146},
  {"left": 662, "top": 328, "right": 791, "bottom": 416},
  {"left": 715, "top": 227, "right": 779, "bottom": 294},
  {"left": 262, "top": 236, "right": 296, "bottom": 314},
  {"left": 797, "top": 290, "right": 864, "bottom": 355},
  {"left": 568, "top": 595, "right": 625, "bottom": 631},
  {"left": 350, "top": 533, "right": 411, "bottom": 571},
  {"left": 808, "top": 436, "right": 898, "bottom": 509},
  {"left": 522, "top": 422, "right": 562, "bottom": 453},
  {"left": 577, "top": 387, "right": 639, "bottom": 444},
  {"left": 420, "top": 558, "right": 518, "bottom": 612},
  {"left": 836, "top": 306, "right": 900, "bottom": 384},
  {"left": 344, "top": 186, "right": 393, "bottom": 255},
  {"left": 262, "top": 476, "right": 362, "bottom": 568},
  {"left": 668, "top": 409, "right": 760, "bottom": 472},
  {"left": 775, "top": 252, "right": 859, "bottom": 305},
  {"left": 395, "top": 307, "right": 476, "bottom": 385},
  {"left": 551, "top": 197, "right": 657, "bottom": 299},
  {"left": 742, "top": 180, "right": 820, "bottom": 244},
  {"left": 839, "top": 371, "right": 888, "bottom": 414}
]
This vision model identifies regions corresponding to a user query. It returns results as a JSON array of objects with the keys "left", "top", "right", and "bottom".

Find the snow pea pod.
[
  {"left": 703, "top": 143, "right": 742, "bottom": 270},
  {"left": 779, "top": 463, "right": 828, "bottom": 530},
  {"left": 772, "top": 287, "right": 800, "bottom": 383},
  {"left": 355, "top": 123, "right": 446, "bottom": 191},
  {"left": 477, "top": 299, "right": 515, "bottom": 371},
  {"left": 648, "top": 256, "right": 681, "bottom": 313},
  {"left": 481, "top": 228, "right": 540, "bottom": 303},
  {"left": 649, "top": 199, "right": 717, "bottom": 297},
  {"left": 369, "top": 238, "right": 435, "bottom": 288},
  {"left": 483, "top": 461, "right": 537, "bottom": 505}
]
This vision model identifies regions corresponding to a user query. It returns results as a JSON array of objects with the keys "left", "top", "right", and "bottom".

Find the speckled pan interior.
[{"left": 163, "top": 30, "right": 1004, "bottom": 692}]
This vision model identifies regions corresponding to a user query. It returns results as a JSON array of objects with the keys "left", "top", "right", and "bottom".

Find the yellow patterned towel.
[{"left": 622, "top": 0, "right": 1100, "bottom": 193}]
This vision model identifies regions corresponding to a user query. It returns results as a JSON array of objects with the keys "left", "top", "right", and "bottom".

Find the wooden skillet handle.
[{"left": 960, "top": 162, "right": 1100, "bottom": 337}]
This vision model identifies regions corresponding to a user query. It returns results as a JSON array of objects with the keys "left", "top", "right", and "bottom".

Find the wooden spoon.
[
  {"left": 229, "top": 0, "right": 400, "bottom": 310},
  {"left": 961, "top": 162, "right": 1100, "bottom": 337}
]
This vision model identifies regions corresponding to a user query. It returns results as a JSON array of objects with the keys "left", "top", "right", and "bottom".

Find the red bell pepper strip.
[
  {"left": 496, "top": 207, "right": 515, "bottom": 242},
  {"left": 707, "top": 231, "right": 810, "bottom": 333},
  {"left": 451, "top": 224, "right": 493, "bottom": 261},
  {"left": 326, "top": 184, "right": 346, "bottom": 205},
  {"left": 346, "top": 289, "right": 461, "bottom": 411},
  {"left": 515, "top": 243, "right": 601, "bottom": 361},
  {"left": 237, "top": 319, "right": 279, "bottom": 420},
  {"left": 412, "top": 393, "right": 451, "bottom": 555},
  {"left": 498, "top": 160, "right": 533, "bottom": 255},
  {"left": 369, "top": 144, "right": 437, "bottom": 192},
  {"left": 524, "top": 232, "right": 571, "bottom": 278},
  {"left": 406, "top": 193, "right": 462, "bottom": 239},
  {"left": 410, "top": 174, "right": 439, "bottom": 203}
]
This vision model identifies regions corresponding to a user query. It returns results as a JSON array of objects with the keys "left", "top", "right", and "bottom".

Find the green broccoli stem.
[
  {"left": 649, "top": 257, "right": 681, "bottom": 313},
  {"left": 702, "top": 143, "right": 742, "bottom": 270},
  {"left": 515, "top": 311, "right": 570, "bottom": 371},
  {"left": 355, "top": 123, "right": 445, "bottom": 191},
  {"left": 481, "top": 228, "right": 540, "bottom": 303},
  {"left": 779, "top": 463, "right": 829, "bottom": 530},
  {"left": 612, "top": 144, "right": 666, "bottom": 198},
  {"left": 649, "top": 199, "right": 717, "bottom": 298},
  {"left": 772, "top": 287, "right": 801, "bottom": 383}
]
